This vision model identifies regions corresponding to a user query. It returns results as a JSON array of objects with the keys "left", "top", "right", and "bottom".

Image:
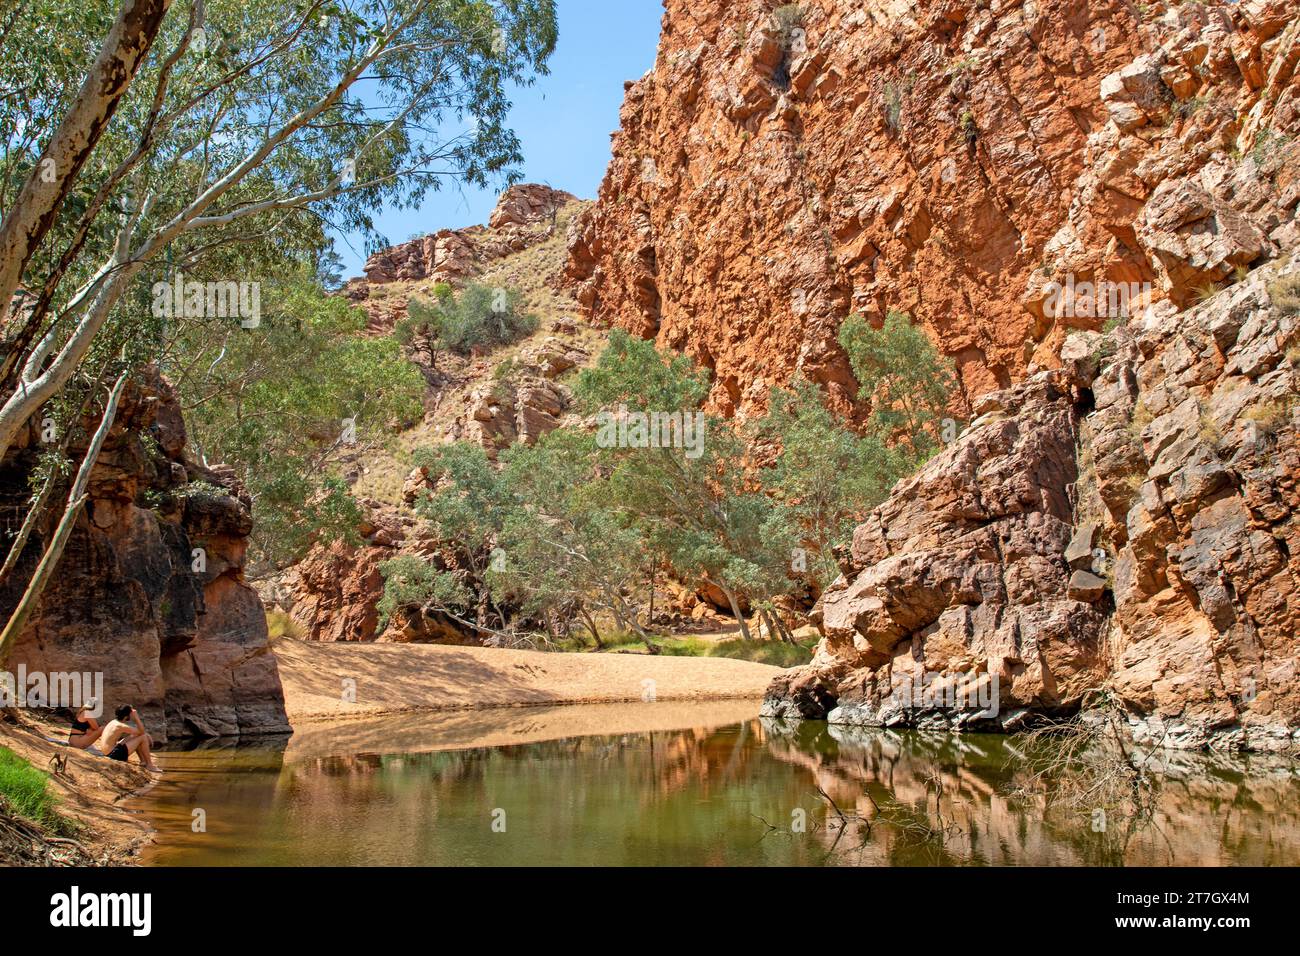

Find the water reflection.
[{"left": 138, "top": 708, "right": 1300, "bottom": 866}]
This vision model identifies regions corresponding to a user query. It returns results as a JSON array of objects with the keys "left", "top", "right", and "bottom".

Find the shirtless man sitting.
[{"left": 93, "top": 705, "right": 158, "bottom": 771}]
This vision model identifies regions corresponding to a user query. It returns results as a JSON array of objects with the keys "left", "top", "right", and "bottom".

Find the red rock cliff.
[
  {"left": 566, "top": 0, "right": 1299, "bottom": 415},
  {"left": 0, "top": 369, "right": 290, "bottom": 741}
]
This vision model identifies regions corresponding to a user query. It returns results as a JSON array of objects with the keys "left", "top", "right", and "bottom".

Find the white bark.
[
  {"left": 0, "top": 371, "right": 130, "bottom": 666},
  {"left": 0, "top": 0, "right": 173, "bottom": 330}
]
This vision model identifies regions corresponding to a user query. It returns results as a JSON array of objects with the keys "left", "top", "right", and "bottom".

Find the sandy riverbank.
[
  {"left": 274, "top": 638, "right": 785, "bottom": 723},
  {"left": 0, "top": 716, "right": 154, "bottom": 864}
]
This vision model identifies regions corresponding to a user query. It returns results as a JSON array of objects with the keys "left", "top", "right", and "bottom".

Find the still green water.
[{"left": 137, "top": 704, "right": 1300, "bottom": 866}]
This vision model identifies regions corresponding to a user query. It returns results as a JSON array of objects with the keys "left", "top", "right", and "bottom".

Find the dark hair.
[{"left": 115, "top": 704, "right": 133, "bottom": 721}]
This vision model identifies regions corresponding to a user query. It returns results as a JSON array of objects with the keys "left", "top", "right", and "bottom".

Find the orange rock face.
[
  {"left": 566, "top": 0, "right": 1300, "bottom": 416},
  {"left": 765, "top": 250, "right": 1300, "bottom": 752}
]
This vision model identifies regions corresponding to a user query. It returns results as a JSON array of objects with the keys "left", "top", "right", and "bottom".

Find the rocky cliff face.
[
  {"left": 359, "top": 184, "right": 577, "bottom": 290},
  {"left": 764, "top": 252, "right": 1300, "bottom": 752},
  {"left": 565, "top": 0, "right": 1300, "bottom": 416},
  {"left": 0, "top": 369, "right": 289, "bottom": 741}
]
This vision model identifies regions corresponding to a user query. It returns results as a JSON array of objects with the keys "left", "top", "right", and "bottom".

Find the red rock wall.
[
  {"left": 0, "top": 369, "right": 289, "bottom": 741},
  {"left": 566, "top": 0, "right": 1300, "bottom": 417},
  {"left": 764, "top": 250, "right": 1300, "bottom": 751}
]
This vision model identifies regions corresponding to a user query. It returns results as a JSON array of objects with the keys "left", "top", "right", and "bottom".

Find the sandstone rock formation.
[
  {"left": 565, "top": 0, "right": 1300, "bottom": 417},
  {"left": 765, "top": 252, "right": 1300, "bottom": 752},
  {"left": 362, "top": 184, "right": 576, "bottom": 287},
  {"left": 0, "top": 368, "right": 290, "bottom": 741}
]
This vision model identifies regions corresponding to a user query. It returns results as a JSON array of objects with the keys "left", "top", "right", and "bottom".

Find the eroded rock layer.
[
  {"left": 0, "top": 369, "right": 289, "bottom": 741},
  {"left": 765, "top": 253, "right": 1300, "bottom": 752},
  {"left": 360, "top": 184, "right": 577, "bottom": 289},
  {"left": 566, "top": 0, "right": 1300, "bottom": 415}
]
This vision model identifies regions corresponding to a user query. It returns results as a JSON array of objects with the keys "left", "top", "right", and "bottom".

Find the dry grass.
[
  {"left": 1242, "top": 396, "right": 1296, "bottom": 436},
  {"left": 1267, "top": 272, "right": 1300, "bottom": 313},
  {"left": 1005, "top": 696, "right": 1160, "bottom": 863},
  {"left": 266, "top": 608, "right": 307, "bottom": 643},
  {"left": 1197, "top": 400, "right": 1222, "bottom": 447}
]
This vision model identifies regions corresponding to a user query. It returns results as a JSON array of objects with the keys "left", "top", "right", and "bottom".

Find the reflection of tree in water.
[{"left": 149, "top": 718, "right": 1300, "bottom": 865}]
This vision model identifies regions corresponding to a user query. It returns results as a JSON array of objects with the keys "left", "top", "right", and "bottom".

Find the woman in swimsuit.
[{"left": 68, "top": 699, "right": 102, "bottom": 751}]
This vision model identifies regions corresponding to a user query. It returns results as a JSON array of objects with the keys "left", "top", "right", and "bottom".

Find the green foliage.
[
  {"left": 410, "top": 442, "right": 512, "bottom": 554},
  {"left": 758, "top": 379, "right": 901, "bottom": 588},
  {"left": 377, "top": 554, "right": 472, "bottom": 631},
  {"left": 838, "top": 310, "right": 956, "bottom": 468},
  {"left": 1251, "top": 126, "right": 1292, "bottom": 166},
  {"left": 578, "top": 334, "right": 792, "bottom": 634},
  {"left": 172, "top": 272, "right": 423, "bottom": 572},
  {"left": 494, "top": 429, "right": 647, "bottom": 627},
  {"left": 386, "top": 321, "right": 954, "bottom": 645},
  {"left": 0, "top": 0, "right": 558, "bottom": 483},
  {"left": 399, "top": 282, "right": 538, "bottom": 355},
  {"left": 379, "top": 443, "right": 515, "bottom": 633},
  {"left": 574, "top": 328, "right": 710, "bottom": 413},
  {"left": 0, "top": 746, "right": 76, "bottom": 835}
]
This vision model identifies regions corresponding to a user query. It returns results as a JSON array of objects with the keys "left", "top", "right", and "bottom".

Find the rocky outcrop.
[
  {"left": 0, "top": 369, "right": 289, "bottom": 741},
  {"left": 764, "top": 252, "right": 1300, "bottom": 752},
  {"left": 362, "top": 183, "right": 577, "bottom": 287},
  {"left": 450, "top": 336, "right": 588, "bottom": 459},
  {"left": 565, "top": 0, "right": 1300, "bottom": 416}
]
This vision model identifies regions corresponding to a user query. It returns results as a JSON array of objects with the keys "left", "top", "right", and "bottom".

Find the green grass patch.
[
  {"left": 529, "top": 628, "right": 817, "bottom": 666},
  {"left": 658, "top": 635, "right": 817, "bottom": 667},
  {"left": 0, "top": 746, "right": 78, "bottom": 835}
]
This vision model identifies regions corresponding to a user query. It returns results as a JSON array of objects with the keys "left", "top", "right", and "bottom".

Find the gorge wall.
[
  {"left": 565, "top": 0, "right": 1299, "bottom": 417},
  {"left": 0, "top": 369, "right": 289, "bottom": 741},
  {"left": 568, "top": 0, "right": 1300, "bottom": 750},
  {"left": 764, "top": 252, "right": 1300, "bottom": 751}
]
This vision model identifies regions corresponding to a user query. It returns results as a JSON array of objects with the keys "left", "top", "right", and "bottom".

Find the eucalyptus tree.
[
  {"left": 574, "top": 330, "right": 794, "bottom": 642},
  {"left": 756, "top": 378, "right": 900, "bottom": 592},
  {"left": 838, "top": 309, "right": 957, "bottom": 467},
  {"left": 0, "top": 0, "right": 557, "bottom": 660},
  {"left": 0, "top": 0, "right": 558, "bottom": 462},
  {"left": 494, "top": 428, "right": 659, "bottom": 651}
]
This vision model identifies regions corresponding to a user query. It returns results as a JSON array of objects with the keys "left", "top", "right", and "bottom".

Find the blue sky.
[{"left": 332, "top": 0, "right": 664, "bottom": 277}]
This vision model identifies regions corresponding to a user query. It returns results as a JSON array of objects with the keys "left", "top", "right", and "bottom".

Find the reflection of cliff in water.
[
  {"left": 138, "top": 714, "right": 1300, "bottom": 866},
  {"left": 761, "top": 718, "right": 1300, "bottom": 866}
]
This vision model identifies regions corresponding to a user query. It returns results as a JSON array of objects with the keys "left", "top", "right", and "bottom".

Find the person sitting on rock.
[
  {"left": 94, "top": 705, "right": 158, "bottom": 770},
  {"left": 68, "top": 698, "right": 102, "bottom": 751}
]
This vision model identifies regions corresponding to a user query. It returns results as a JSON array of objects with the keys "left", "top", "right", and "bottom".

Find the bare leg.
[{"left": 123, "top": 733, "right": 157, "bottom": 770}]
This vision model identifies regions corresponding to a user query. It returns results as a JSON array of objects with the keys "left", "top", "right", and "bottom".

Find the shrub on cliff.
[
  {"left": 400, "top": 282, "right": 538, "bottom": 356},
  {"left": 838, "top": 310, "right": 957, "bottom": 467}
]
